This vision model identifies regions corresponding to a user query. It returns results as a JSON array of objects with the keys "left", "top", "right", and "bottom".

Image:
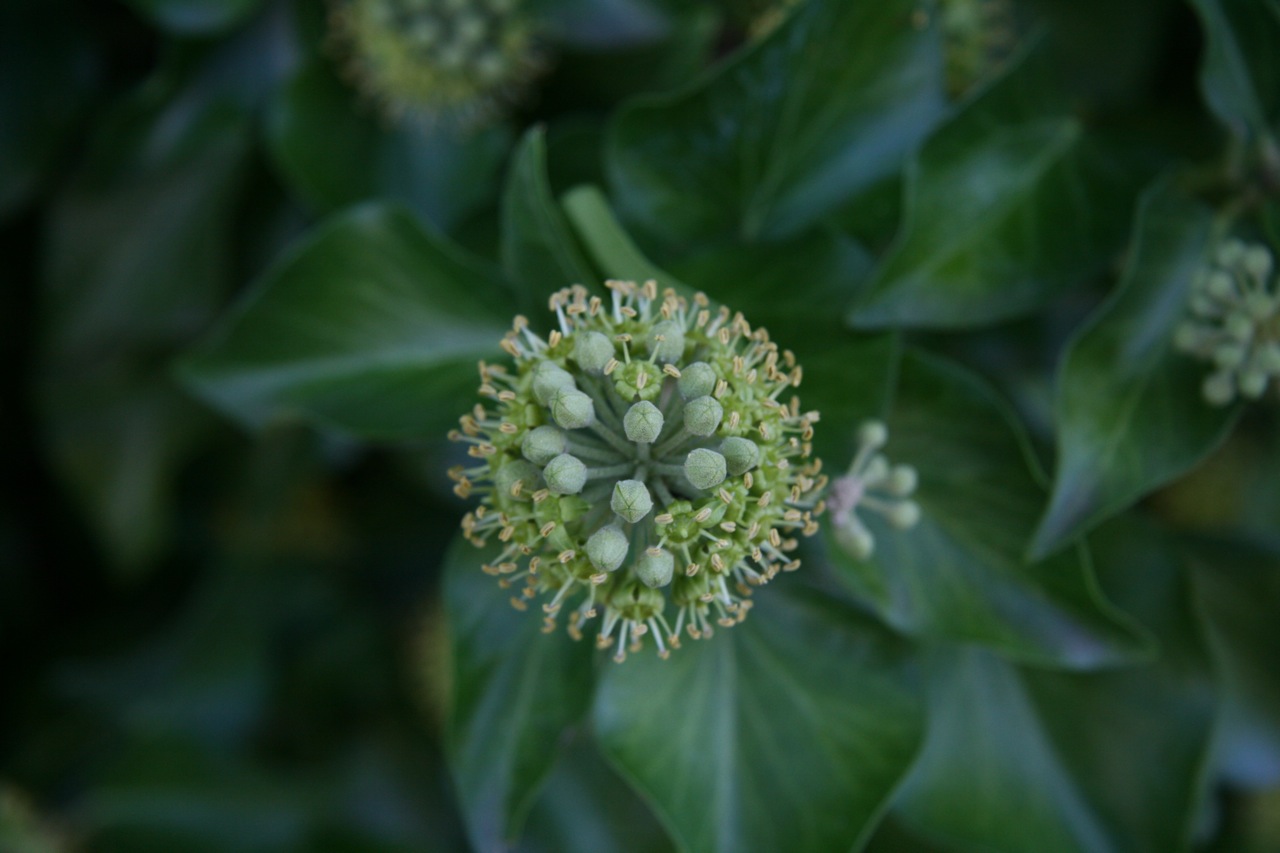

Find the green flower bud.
[
  {"left": 549, "top": 387, "right": 595, "bottom": 429},
  {"left": 533, "top": 361, "right": 576, "bottom": 405},
  {"left": 1240, "top": 369, "right": 1269, "bottom": 399},
  {"left": 544, "top": 453, "right": 587, "bottom": 495},
  {"left": 1203, "top": 371, "right": 1235, "bottom": 406},
  {"left": 678, "top": 362, "right": 716, "bottom": 399},
  {"left": 648, "top": 320, "right": 686, "bottom": 363},
  {"left": 684, "top": 448, "right": 727, "bottom": 490},
  {"left": 1214, "top": 343, "right": 1247, "bottom": 369},
  {"left": 835, "top": 522, "right": 875, "bottom": 560},
  {"left": 521, "top": 425, "right": 567, "bottom": 465},
  {"left": 1244, "top": 246, "right": 1274, "bottom": 281},
  {"left": 586, "top": 526, "right": 629, "bottom": 572},
  {"left": 636, "top": 548, "right": 675, "bottom": 588},
  {"left": 611, "top": 479, "right": 653, "bottom": 523},
  {"left": 720, "top": 436, "right": 760, "bottom": 476},
  {"left": 494, "top": 460, "right": 542, "bottom": 498},
  {"left": 572, "top": 331, "right": 615, "bottom": 374},
  {"left": 887, "top": 500, "right": 921, "bottom": 530},
  {"left": 887, "top": 464, "right": 918, "bottom": 497},
  {"left": 683, "top": 396, "right": 724, "bottom": 436},
  {"left": 858, "top": 420, "right": 888, "bottom": 449},
  {"left": 624, "top": 401, "right": 664, "bottom": 444}
]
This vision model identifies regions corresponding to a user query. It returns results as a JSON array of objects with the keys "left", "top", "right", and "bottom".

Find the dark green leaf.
[
  {"left": 501, "top": 127, "right": 599, "bottom": 317},
  {"left": 606, "top": 0, "right": 946, "bottom": 248},
  {"left": 179, "top": 205, "right": 513, "bottom": 440},
  {"left": 825, "top": 351, "right": 1148, "bottom": 667},
  {"left": 444, "top": 536, "right": 596, "bottom": 852},
  {"left": 1187, "top": 0, "right": 1280, "bottom": 139},
  {"left": 1030, "top": 179, "right": 1239, "bottom": 559},
  {"left": 267, "top": 59, "right": 511, "bottom": 233},
  {"left": 561, "top": 185, "right": 687, "bottom": 292},
  {"left": 895, "top": 519, "right": 1218, "bottom": 853},
  {"left": 123, "top": 0, "right": 266, "bottom": 35},
  {"left": 848, "top": 47, "right": 1142, "bottom": 329},
  {"left": 593, "top": 586, "right": 925, "bottom": 853}
]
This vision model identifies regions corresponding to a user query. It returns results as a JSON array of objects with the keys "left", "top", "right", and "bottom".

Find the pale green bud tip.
[
  {"left": 543, "top": 454, "right": 587, "bottom": 495},
  {"left": 678, "top": 362, "right": 717, "bottom": 400},
  {"left": 684, "top": 448, "right": 727, "bottom": 490},
  {"left": 495, "top": 460, "right": 542, "bottom": 496},
  {"left": 887, "top": 500, "right": 921, "bottom": 530},
  {"left": 532, "top": 361, "right": 575, "bottom": 404},
  {"left": 887, "top": 464, "right": 918, "bottom": 497},
  {"left": 572, "top": 331, "right": 615, "bottom": 374},
  {"left": 586, "top": 526, "right": 629, "bottom": 572},
  {"left": 549, "top": 387, "right": 595, "bottom": 429},
  {"left": 521, "top": 425, "right": 567, "bottom": 465},
  {"left": 649, "top": 320, "right": 686, "bottom": 363},
  {"left": 835, "top": 524, "right": 875, "bottom": 560},
  {"left": 1240, "top": 369, "right": 1269, "bottom": 399},
  {"left": 720, "top": 436, "right": 760, "bottom": 476},
  {"left": 1203, "top": 372, "right": 1235, "bottom": 406},
  {"left": 624, "top": 401, "right": 665, "bottom": 444},
  {"left": 636, "top": 548, "right": 675, "bottom": 588},
  {"left": 1206, "top": 272, "right": 1236, "bottom": 301},
  {"left": 611, "top": 479, "right": 653, "bottom": 523},
  {"left": 683, "top": 396, "right": 724, "bottom": 437},
  {"left": 858, "top": 420, "right": 888, "bottom": 449},
  {"left": 1243, "top": 246, "right": 1274, "bottom": 281}
]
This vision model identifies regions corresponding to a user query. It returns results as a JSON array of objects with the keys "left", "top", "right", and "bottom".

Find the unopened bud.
[
  {"left": 720, "top": 436, "right": 760, "bottom": 476},
  {"left": 611, "top": 479, "right": 653, "bottom": 523},
  {"left": 549, "top": 387, "right": 595, "bottom": 429},
  {"left": 532, "top": 361, "right": 575, "bottom": 405},
  {"left": 521, "top": 425, "right": 567, "bottom": 465},
  {"left": 573, "top": 331, "right": 614, "bottom": 374},
  {"left": 858, "top": 420, "right": 888, "bottom": 450},
  {"left": 678, "top": 362, "right": 716, "bottom": 400},
  {"left": 586, "top": 526, "right": 629, "bottom": 572},
  {"left": 494, "top": 460, "right": 542, "bottom": 497},
  {"left": 624, "top": 401, "right": 664, "bottom": 444},
  {"left": 887, "top": 464, "right": 918, "bottom": 497},
  {"left": 887, "top": 500, "right": 921, "bottom": 530},
  {"left": 648, "top": 320, "right": 686, "bottom": 363},
  {"left": 684, "top": 448, "right": 727, "bottom": 490},
  {"left": 684, "top": 396, "right": 724, "bottom": 436},
  {"left": 636, "top": 548, "right": 675, "bottom": 588},
  {"left": 544, "top": 454, "right": 587, "bottom": 495}
]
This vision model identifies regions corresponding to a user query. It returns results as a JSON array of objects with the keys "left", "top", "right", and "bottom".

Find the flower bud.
[
  {"left": 858, "top": 420, "right": 888, "bottom": 450},
  {"left": 636, "top": 548, "right": 675, "bottom": 588},
  {"left": 573, "top": 331, "right": 615, "bottom": 374},
  {"left": 886, "top": 464, "right": 918, "bottom": 497},
  {"left": 678, "top": 362, "right": 717, "bottom": 400},
  {"left": 494, "top": 460, "right": 542, "bottom": 497},
  {"left": 648, "top": 320, "right": 686, "bottom": 363},
  {"left": 521, "top": 425, "right": 567, "bottom": 465},
  {"left": 887, "top": 500, "right": 921, "bottom": 530},
  {"left": 1203, "top": 371, "right": 1235, "bottom": 406},
  {"left": 719, "top": 436, "right": 760, "bottom": 476},
  {"left": 543, "top": 453, "right": 587, "bottom": 495},
  {"left": 683, "top": 396, "right": 724, "bottom": 436},
  {"left": 549, "top": 387, "right": 595, "bottom": 429},
  {"left": 1240, "top": 369, "right": 1268, "bottom": 399},
  {"left": 533, "top": 361, "right": 576, "bottom": 405},
  {"left": 684, "top": 448, "right": 727, "bottom": 490},
  {"left": 835, "top": 523, "right": 875, "bottom": 560},
  {"left": 586, "top": 525, "right": 629, "bottom": 572},
  {"left": 623, "top": 401, "right": 664, "bottom": 444},
  {"left": 611, "top": 479, "right": 653, "bottom": 523}
]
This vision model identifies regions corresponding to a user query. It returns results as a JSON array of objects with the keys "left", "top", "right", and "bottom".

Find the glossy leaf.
[
  {"left": 1187, "top": 0, "right": 1280, "bottom": 139},
  {"left": 606, "top": 0, "right": 946, "bottom": 248},
  {"left": 179, "top": 205, "right": 513, "bottom": 440},
  {"left": 561, "top": 185, "right": 686, "bottom": 292},
  {"left": 267, "top": 59, "right": 511, "bottom": 234},
  {"left": 593, "top": 586, "right": 925, "bottom": 853},
  {"left": 122, "top": 0, "right": 266, "bottom": 35},
  {"left": 1030, "top": 180, "right": 1239, "bottom": 559},
  {"left": 895, "top": 519, "right": 1218, "bottom": 853},
  {"left": 849, "top": 47, "right": 1142, "bottom": 329},
  {"left": 825, "top": 351, "right": 1148, "bottom": 667},
  {"left": 444, "top": 536, "right": 596, "bottom": 853},
  {"left": 501, "top": 127, "right": 599, "bottom": 317}
]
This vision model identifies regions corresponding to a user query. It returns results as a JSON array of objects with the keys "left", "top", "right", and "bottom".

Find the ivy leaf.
[
  {"left": 443, "top": 536, "right": 596, "bottom": 853},
  {"left": 501, "top": 127, "right": 599, "bottom": 318},
  {"left": 179, "top": 205, "right": 512, "bottom": 440},
  {"left": 122, "top": 0, "right": 266, "bottom": 35},
  {"left": 848, "top": 46, "right": 1142, "bottom": 329},
  {"left": 895, "top": 518, "right": 1217, "bottom": 853},
  {"left": 606, "top": 0, "right": 946, "bottom": 249},
  {"left": 1030, "top": 179, "right": 1239, "bottom": 559},
  {"left": 825, "top": 351, "right": 1148, "bottom": 667},
  {"left": 561, "top": 185, "right": 687, "bottom": 292},
  {"left": 1187, "top": 0, "right": 1280, "bottom": 140},
  {"left": 267, "top": 59, "right": 511, "bottom": 234},
  {"left": 593, "top": 586, "right": 925, "bottom": 853}
]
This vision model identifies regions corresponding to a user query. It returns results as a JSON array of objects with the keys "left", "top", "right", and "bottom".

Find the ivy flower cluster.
[
  {"left": 330, "top": 0, "right": 539, "bottom": 122},
  {"left": 825, "top": 420, "right": 921, "bottom": 560},
  {"left": 1175, "top": 239, "right": 1280, "bottom": 406},
  {"left": 449, "top": 281, "right": 825, "bottom": 661}
]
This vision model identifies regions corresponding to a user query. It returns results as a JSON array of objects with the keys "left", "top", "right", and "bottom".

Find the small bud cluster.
[
  {"left": 826, "top": 420, "right": 920, "bottom": 560},
  {"left": 330, "top": 0, "right": 539, "bottom": 123},
  {"left": 450, "top": 281, "right": 824, "bottom": 661},
  {"left": 1175, "top": 239, "right": 1280, "bottom": 406},
  {"left": 934, "top": 0, "right": 1016, "bottom": 97}
]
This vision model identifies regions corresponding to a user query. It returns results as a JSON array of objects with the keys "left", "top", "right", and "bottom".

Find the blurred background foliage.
[{"left": 2, "top": 0, "right": 1279, "bottom": 851}]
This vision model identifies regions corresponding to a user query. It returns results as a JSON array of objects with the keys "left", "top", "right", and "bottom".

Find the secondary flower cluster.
[
  {"left": 450, "top": 281, "right": 824, "bottom": 661},
  {"left": 1175, "top": 239, "right": 1280, "bottom": 406},
  {"left": 330, "top": 0, "right": 539, "bottom": 123},
  {"left": 826, "top": 420, "right": 921, "bottom": 560}
]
